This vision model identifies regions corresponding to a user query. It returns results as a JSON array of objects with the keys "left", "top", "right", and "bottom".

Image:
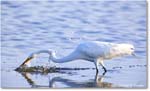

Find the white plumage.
[{"left": 19, "top": 41, "right": 135, "bottom": 74}]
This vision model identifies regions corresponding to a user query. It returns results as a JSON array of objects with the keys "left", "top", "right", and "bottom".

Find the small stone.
[{"left": 129, "top": 65, "right": 132, "bottom": 68}]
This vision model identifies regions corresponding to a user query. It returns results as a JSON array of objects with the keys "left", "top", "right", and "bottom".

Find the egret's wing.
[{"left": 77, "top": 42, "right": 111, "bottom": 58}]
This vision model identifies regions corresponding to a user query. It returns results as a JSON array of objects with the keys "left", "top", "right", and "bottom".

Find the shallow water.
[{"left": 1, "top": 1, "right": 147, "bottom": 88}]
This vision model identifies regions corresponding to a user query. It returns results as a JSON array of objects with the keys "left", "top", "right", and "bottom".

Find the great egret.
[{"left": 18, "top": 41, "right": 135, "bottom": 74}]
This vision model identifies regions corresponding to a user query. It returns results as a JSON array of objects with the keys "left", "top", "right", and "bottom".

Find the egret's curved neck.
[
  {"left": 30, "top": 50, "right": 83, "bottom": 63},
  {"left": 51, "top": 51, "right": 82, "bottom": 63}
]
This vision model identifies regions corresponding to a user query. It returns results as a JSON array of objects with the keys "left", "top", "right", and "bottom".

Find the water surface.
[{"left": 1, "top": 1, "right": 147, "bottom": 88}]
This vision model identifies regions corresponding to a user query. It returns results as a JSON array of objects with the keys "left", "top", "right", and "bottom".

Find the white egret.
[{"left": 19, "top": 41, "right": 135, "bottom": 73}]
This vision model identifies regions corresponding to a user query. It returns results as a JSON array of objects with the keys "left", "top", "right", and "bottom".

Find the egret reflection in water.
[
  {"left": 19, "top": 70, "right": 113, "bottom": 88},
  {"left": 16, "top": 64, "right": 147, "bottom": 88}
]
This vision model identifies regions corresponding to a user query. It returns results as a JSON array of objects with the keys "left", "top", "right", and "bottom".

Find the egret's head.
[
  {"left": 20, "top": 49, "right": 54, "bottom": 67},
  {"left": 117, "top": 44, "right": 135, "bottom": 56}
]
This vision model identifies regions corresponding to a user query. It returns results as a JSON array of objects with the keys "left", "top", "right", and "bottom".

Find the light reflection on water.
[{"left": 1, "top": 1, "right": 147, "bottom": 88}]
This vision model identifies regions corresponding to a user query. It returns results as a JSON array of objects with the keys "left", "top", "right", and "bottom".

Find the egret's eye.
[{"left": 131, "top": 48, "right": 134, "bottom": 50}]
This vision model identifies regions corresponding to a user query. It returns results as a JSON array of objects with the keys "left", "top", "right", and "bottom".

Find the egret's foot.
[
  {"left": 102, "top": 71, "right": 106, "bottom": 75},
  {"left": 102, "top": 67, "right": 107, "bottom": 75},
  {"left": 102, "top": 67, "right": 107, "bottom": 73}
]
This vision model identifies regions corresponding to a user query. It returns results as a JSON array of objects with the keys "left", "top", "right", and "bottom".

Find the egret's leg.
[
  {"left": 99, "top": 61, "right": 107, "bottom": 73},
  {"left": 94, "top": 60, "right": 99, "bottom": 73}
]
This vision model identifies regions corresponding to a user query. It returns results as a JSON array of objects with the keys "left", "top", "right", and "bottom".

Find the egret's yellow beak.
[{"left": 20, "top": 57, "right": 33, "bottom": 67}]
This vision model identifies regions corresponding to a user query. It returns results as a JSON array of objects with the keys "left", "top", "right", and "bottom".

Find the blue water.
[{"left": 1, "top": 1, "right": 147, "bottom": 88}]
